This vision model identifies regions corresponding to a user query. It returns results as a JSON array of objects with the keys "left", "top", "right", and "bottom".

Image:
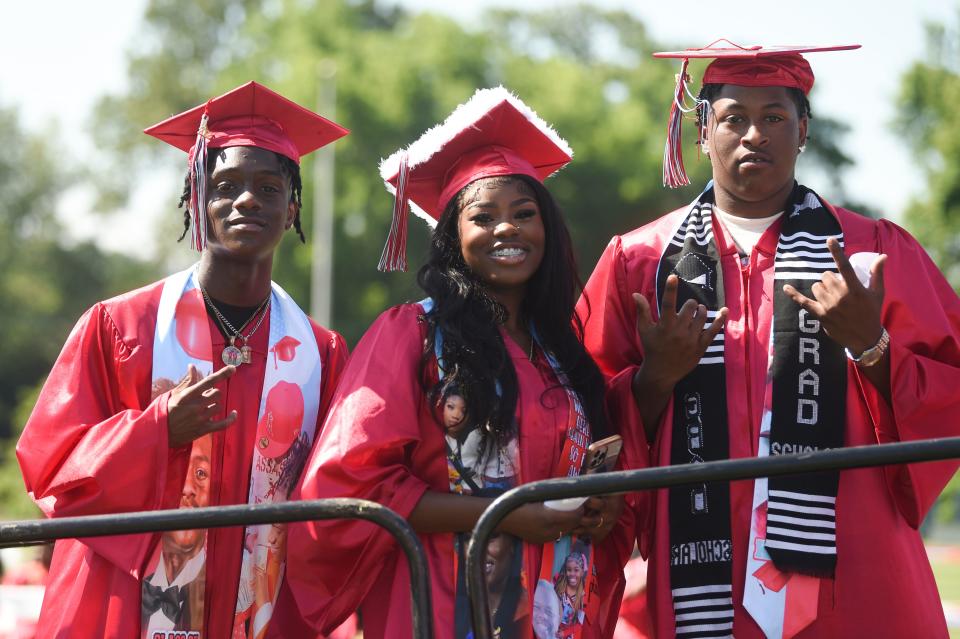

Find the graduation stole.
[
  {"left": 657, "top": 184, "right": 845, "bottom": 639},
  {"left": 145, "top": 266, "right": 321, "bottom": 639},
  {"left": 421, "top": 299, "right": 599, "bottom": 639}
]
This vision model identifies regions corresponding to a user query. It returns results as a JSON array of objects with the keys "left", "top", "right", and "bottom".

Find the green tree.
[
  {"left": 896, "top": 15, "right": 960, "bottom": 287},
  {"left": 0, "top": 104, "right": 158, "bottom": 517},
  {"left": 90, "top": 0, "right": 858, "bottom": 347},
  {"left": 894, "top": 14, "right": 960, "bottom": 529}
]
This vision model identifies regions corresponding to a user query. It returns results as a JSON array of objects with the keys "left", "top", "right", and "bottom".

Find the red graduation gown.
[
  {"left": 580, "top": 203, "right": 960, "bottom": 638},
  {"left": 275, "top": 303, "right": 634, "bottom": 639},
  {"left": 16, "top": 279, "right": 348, "bottom": 639}
]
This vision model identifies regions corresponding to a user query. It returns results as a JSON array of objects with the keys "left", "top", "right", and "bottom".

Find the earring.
[
  {"left": 702, "top": 143, "right": 710, "bottom": 155},
  {"left": 798, "top": 144, "right": 806, "bottom": 153}
]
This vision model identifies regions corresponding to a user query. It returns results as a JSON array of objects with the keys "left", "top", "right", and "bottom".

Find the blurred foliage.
[
  {"left": 0, "top": 382, "right": 44, "bottom": 519},
  {"left": 896, "top": 14, "right": 960, "bottom": 288},
  {"left": 87, "top": 0, "right": 855, "bottom": 345},
  {"left": 0, "top": 0, "right": 860, "bottom": 518},
  {"left": 896, "top": 14, "right": 960, "bottom": 526},
  {"left": 0, "top": 104, "right": 157, "bottom": 517}
]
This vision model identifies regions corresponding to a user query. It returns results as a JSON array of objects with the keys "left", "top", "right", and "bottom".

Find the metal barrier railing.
[
  {"left": 465, "top": 436, "right": 960, "bottom": 639},
  {"left": 0, "top": 498, "right": 433, "bottom": 639}
]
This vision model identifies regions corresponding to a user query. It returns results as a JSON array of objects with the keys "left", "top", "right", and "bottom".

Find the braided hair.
[{"left": 176, "top": 148, "right": 305, "bottom": 243}]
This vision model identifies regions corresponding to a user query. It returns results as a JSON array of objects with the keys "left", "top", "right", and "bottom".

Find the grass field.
[{"left": 928, "top": 544, "right": 960, "bottom": 637}]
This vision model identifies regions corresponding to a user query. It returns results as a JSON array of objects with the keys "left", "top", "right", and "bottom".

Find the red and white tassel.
[
  {"left": 189, "top": 108, "right": 211, "bottom": 251},
  {"left": 378, "top": 152, "right": 411, "bottom": 272},
  {"left": 663, "top": 59, "right": 692, "bottom": 189}
]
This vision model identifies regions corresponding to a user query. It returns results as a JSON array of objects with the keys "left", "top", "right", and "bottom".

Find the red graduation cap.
[
  {"left": 255, "top": 380, "right": 304, "bottom": 460},
  {"left": 653, "top": 40, "right": 860, "bottom": 188},
  {"left": 145, "top": 81, "right": 349, "bottom": 250},
  {"left": 377, "top": 87, "right": 573, "bottom": 272}
]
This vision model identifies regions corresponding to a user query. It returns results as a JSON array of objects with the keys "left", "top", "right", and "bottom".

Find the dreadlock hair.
[
  {"left": 416, "top": 174, "right": 611, "bottom": 449},
  {"left": 176, "top": 148, "right": 305, "bottom": 243}
]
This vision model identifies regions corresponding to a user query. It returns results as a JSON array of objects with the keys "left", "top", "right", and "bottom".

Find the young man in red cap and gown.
[
  {"left": 581, "top": 42, "right": 960, "bottom": 638},
  {"left": 275, "top": 87, "right": 633, "bottom": 639},
  {"left": 17, "top": 81, "right": 349, "bottom": 639}
]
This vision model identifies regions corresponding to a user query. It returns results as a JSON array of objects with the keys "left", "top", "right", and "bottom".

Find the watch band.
[{"left": 845, "top": 327, "right": 890, "bottom": 367}]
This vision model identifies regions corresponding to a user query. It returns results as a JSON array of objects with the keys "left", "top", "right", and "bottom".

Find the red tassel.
[
  {"left": 378, "top": 152, "right": 410, "bottom": 272},
  {"left": 189, "top": 104, "right": 212, "bottom": 251},
  {"left": 663, "top": 59, "right": 692, "bottom": 189}
]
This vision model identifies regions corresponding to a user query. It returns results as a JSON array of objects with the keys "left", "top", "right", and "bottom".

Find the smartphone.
[
  {"left": 542, "top": 434, "right": 624, "bottom": 511},
  {"left": 582, "top": 434, "right": 623, "bottom": 474}
]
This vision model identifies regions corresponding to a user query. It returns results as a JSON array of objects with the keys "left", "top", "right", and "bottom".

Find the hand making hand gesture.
[
  {"left": 633, "top": 274, "right": 729, "bottom": 392},
  {"left": 782, "top": 237, "right": 887, "bottom": 356},
  {"left": 782, "top": 237, "right": 891, "bottom": 401},
  {"left": 631, "top": 274, "right": 728, "bottom": 440},
  {"left": 167, "top": 364, "right": 238, "bottom": 447}
]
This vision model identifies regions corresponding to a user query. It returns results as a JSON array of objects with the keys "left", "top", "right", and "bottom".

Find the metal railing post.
[
  {"left": 0, "top": 498, "right": 433, "bottom": 639},
  {"left": 465, "top": 436, "right": 960, "bottom": 639}
]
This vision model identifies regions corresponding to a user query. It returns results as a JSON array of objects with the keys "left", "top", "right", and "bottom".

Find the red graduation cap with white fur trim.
[
  {"left": 378, "top": 87, "right": 573, "bottom": 272},
  {"left": 653, "top": 39, "right": 860, "bottom": 189}
]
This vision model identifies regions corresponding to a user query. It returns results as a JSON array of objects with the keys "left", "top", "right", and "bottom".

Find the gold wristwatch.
[{"left": 845, "top": 327, "right": 890, "bottom": 367}]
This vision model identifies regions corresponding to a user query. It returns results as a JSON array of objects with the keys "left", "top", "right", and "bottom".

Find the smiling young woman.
[{"left": 279, "top": 87, "right": 633, "bottom": 639}]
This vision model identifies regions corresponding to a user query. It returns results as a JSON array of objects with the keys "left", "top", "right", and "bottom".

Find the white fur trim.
[{"left": 378, "top": 86, "right": 573, "bottom": 184}]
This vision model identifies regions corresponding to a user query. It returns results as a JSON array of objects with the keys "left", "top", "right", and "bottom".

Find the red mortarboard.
[
  {"left": 145, "top": 81, "right": 349, "bottom": 250},
  {"left": 653, "top": 40, "right": 860, "bottom": 188},
  {"left": 377, "top": 87, "right": 572, "bottom": 272},
  {"left": 255, "top": 381, "right": 304, "bottom": 460}
]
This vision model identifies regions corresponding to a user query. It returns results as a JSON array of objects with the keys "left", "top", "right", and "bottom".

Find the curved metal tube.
[
  {"left": 0, "top": 498, "right": 433, "bottom": 639},
  {"left": 465, "top": 436, "right": 960, "bottom": 639}
]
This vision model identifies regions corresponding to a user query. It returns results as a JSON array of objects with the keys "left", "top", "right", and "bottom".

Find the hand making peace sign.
[{"left": 167, "top": 364, "right": 239, "bottom": 447}]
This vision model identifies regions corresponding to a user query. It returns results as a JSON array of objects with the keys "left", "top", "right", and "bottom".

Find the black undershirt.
[{"left": 204, "top": 297, "right": 262, "bottom": 338}]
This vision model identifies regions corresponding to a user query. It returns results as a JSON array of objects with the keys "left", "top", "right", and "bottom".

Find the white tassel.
[
  {"left": 378, "top": 152, "right": 410, "bottom": 272},
  {"left": 189, "top": 111, "right": 211, "bottom": 251}
]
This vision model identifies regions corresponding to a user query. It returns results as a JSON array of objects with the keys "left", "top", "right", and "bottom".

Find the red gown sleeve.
[
  {"left": 853, "top": 221, "right": 960, "bottom": 527},
  {"left": 281, "top": 305, "right": 432, "bottom": 634},
  {"left": 312, "top": 324, "right": 350, "bottom": 429},
  {"left": 579, "top": 237, "right": 661, "bottom": 558},
  {"left": 579, "top": 237, "right": 644, "bottom": 380},
  {"left": 15, "top": 302, "right": 189, "bottom": 572}
]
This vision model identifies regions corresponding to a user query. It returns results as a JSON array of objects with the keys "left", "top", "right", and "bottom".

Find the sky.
[{"left": 1, "top": 0, "right": 955, "bottom": 257}]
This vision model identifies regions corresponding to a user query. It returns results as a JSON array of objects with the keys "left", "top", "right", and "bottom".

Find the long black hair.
[
  {"left": 417, "top": 174, "right": 610, "bottom": 446},
  {"left": 176, "top": 148, "right": 306, "bottom": 243}
]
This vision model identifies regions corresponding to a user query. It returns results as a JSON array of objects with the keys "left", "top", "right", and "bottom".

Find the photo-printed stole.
[
  {"left": 147, "top": 266, "right": 321, "bottom": 639},
  {"left": 657, "top": 184, "right": 846, "bottom": 639},
  {"left": 420, "top": 298, "right": 597, "bottom": 639}
]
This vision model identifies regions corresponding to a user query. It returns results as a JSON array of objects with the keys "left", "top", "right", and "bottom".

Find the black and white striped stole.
[
  {"left": 659, "top": 192, "right": 735, "bottom": 639},
  {"left": 765, "top": 186, "right": 846, "bottom": 576}
]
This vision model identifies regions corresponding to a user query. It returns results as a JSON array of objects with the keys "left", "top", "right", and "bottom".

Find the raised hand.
[
  {"left": 167, "top": 364, "right": 238, "bottom": 447},
  {"left": 630, "top": 274, "right": 727, "bottom": 441},
  {"left": 633, "top": 274, "right": 728, "bottom": 392},
  {"left": 782, "top": 237, "right": 887, "bottom": 356}
]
